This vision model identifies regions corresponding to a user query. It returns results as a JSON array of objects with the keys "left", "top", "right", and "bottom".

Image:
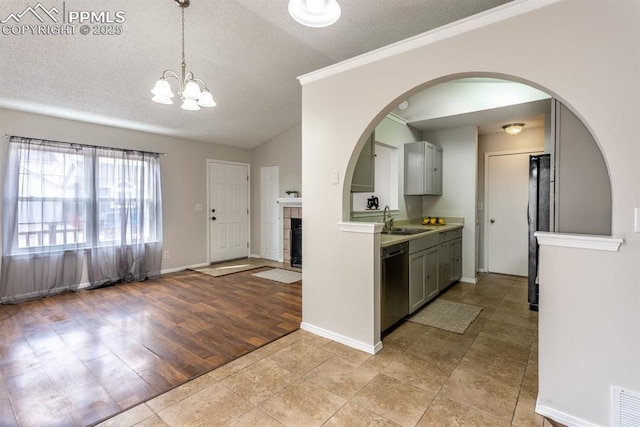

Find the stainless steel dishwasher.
[{"left": 381, "top": 242, "right": 409, "bottom": 332}]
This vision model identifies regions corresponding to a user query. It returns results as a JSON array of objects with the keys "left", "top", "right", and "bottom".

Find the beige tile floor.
[{"left": 98, "top": 273, "right": 562, "bottom": 427}]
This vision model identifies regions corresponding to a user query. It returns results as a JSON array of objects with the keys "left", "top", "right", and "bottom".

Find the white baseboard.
[
  {"left": 536, "top": 400, "right": 600, "bottom": 427},
  {"left": 300, "top": 322, "right": 383, "bottom": 355},
  {"left": 477, "top": 268, "right": 488, "bottom": 273},
  {"left": 460, "top": 276, "right": 477, "bottom": 284},
  {"left": 249, "top": 254, "right": 261, "bottom": 259},
  {"left": 161, "top": 262, "right": 209, "bottom": 275}
]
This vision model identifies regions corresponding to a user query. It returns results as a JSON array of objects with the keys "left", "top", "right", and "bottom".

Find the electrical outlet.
[{"left": 163, "top": 251, "right": 170, "bottom": 259}]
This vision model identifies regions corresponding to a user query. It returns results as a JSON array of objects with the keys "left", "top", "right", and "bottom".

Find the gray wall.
[
  {"left": 250, "top": 124, "right": 302, "bottom": 256},
  {"left": 0, "top": 108, "right": 251, "bottom": 273},
  {"left": 555, "top": 102, "right": 612, "bottom": 235}
]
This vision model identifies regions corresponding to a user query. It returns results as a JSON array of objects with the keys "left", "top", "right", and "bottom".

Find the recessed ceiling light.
[{"left": 288, "top": 0, "right": 341, "bottom": 28}]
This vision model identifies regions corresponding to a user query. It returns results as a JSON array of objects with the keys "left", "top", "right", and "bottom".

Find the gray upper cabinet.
[
  {"left": 404, "top": 141, "right": 443, "bottom": 195},
  {"left": 351, "top": 133, "right": 375, "bottom": 193}
]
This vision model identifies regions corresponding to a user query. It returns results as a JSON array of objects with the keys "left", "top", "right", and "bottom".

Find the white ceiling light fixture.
[
  {"left": 288, "top": 0, "right": 341, "bottom": 28},
  {"left": 151, "top": 0, "right": 216, "bottom": 111},
  {"left": 398, "top": 100, "right": 409, "bottom": 111},
  {"left": 502, "top": 123, "right": 525, "bottom": 135}
]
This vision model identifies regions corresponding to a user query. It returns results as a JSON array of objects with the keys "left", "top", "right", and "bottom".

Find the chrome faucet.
[{"left": 382, "top": 205, "right": 393, "bottom": 231}]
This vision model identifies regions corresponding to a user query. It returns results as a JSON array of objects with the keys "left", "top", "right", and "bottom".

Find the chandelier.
[{"left": 151, "top": 0, "right": 216, "bottom": 111}]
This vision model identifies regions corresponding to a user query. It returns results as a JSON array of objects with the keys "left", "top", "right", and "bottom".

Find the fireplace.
[
  {"left": 290, "top": 218, "right": 302, "bottom": 268},
  {"left": 282, "top": 206, "right": 301, "bottom": 267}
]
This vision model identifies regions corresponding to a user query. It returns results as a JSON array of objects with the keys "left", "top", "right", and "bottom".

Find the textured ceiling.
[{"left": 0, "top": 0, "right": 512, "bottom": 148}]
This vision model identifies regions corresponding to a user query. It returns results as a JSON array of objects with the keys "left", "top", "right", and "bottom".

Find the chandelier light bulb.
[
  {"left": 151, "top": 79, "right": 174, "bottom": 99},
  {"left": 152, "top": 94, "right": 174, "bottom": 105},
  {"left": 181, "top": 98, "right": 201, "bottom": 111},
  {"left": 197, "top": 90, "right": 217, "bottom": 108},
  {"left": 182, "top": 80, "right": 203, "bottom": 100}
]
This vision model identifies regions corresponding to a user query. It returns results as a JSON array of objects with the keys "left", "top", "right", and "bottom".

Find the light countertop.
[{"left": 380, "top": 223, "right": 463, "bottom": 247}]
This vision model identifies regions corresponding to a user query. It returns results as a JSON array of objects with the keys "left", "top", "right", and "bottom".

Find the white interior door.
[
  {"left": 208, "top": 161, "right": 249, "bottom": 263},
  {"left": 260, "top": 166, "right": 279, "bottom": 260},
  {"left": 486, "top": 150, "right": 541, "bottom": 276}
]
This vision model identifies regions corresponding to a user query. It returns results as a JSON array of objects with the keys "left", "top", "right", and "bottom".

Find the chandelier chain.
[{"left": 181, "top": 6, "right": 186, "bottom": 69}]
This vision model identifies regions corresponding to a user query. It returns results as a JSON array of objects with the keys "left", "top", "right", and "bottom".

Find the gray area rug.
[
  {"left": 252, "top": 268, "right": 302, "bottom": 284},
  {"left": 408, "top": 299, "right": 482, "bottom": 334}
]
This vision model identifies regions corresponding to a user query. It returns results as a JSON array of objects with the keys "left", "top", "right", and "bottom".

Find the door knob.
[
  {"left": 490, "top": 218, "right": 495, "bottom": 224},
  {"left": 211, "top": 208, "right": 215, "bottom": 213},
  {"left": 211, "top": 216, "right": 216, "bottom": 221}
]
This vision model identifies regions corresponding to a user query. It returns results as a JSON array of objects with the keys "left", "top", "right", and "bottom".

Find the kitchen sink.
[{"left": 381, "top": 227, "right": 426, "bottom": 235}]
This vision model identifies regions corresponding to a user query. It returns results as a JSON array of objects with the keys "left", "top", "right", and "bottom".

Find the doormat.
[
  {"left": 251, "top": 268, "right": 302, "bottom": 284},
  {"left": 408, "top": 299, "right": 482, "bottom": 334},
  {"left": 195, "top": 260, "right": 273, "bottom": 277}
]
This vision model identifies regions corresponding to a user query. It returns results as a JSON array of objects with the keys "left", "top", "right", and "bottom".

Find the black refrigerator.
[{"left": 528, "top": 154, "right": 551, "bottom": 311}]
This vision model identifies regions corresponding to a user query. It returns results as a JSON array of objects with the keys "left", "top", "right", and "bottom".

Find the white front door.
[
  {"left": 260, "top": 166, "right": 279, "bottom": 261},
  {"left": 208, "top": 161, "right": 249, "bottom": 263},
  {"left": 486, "top": 150, "right": 542, "bottom": 276}
]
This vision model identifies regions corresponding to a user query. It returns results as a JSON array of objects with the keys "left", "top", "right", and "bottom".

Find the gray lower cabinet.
[
  {"left": 450, "top": 238, "right": 463, "bottom": 282},
  {"left": 438, "top": 228, "right": 463, "bottom": 291},
  {"left": 408, "top": 234, "right": 439, "bottom": 314},
  {"left": 438, "top": 241, "right": 451, "bottom": 291}
]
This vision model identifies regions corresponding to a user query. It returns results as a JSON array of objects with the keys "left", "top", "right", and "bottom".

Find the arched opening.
[
  {"left": 346, "top": 75, "right": 612, "bottom": 283},
  {"left": 339, "top": 74, "right": 613, "bottom": 424}
]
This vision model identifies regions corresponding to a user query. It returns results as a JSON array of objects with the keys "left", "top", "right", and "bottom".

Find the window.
[
  {"left": 96, "top": 156, "right": 158, "bottom": 245},
  {"left": 8, "top": 140, "right": 161, "bottom": 254},
  {"left": 1, "top": 137, "right": 163, "bottom": 302}
]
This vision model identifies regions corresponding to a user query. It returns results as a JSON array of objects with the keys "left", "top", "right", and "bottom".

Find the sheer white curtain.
[
  {"left": 0, "top": 137, "right": 163, "bottom": 303},
  {"left": 87, "top": 147, "right": 163, "bottom": 288}
]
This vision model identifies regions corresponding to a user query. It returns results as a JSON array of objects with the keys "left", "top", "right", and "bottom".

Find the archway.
[{"left": 345, "top": 75, "right": 613, "bottom": 248}]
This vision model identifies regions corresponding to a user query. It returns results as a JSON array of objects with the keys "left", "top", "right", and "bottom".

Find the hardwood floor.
[{"left": 0, "top": 267, "right": 302, "bottom": 426}]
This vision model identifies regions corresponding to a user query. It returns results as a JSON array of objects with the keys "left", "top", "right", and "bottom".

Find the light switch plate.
[
  {"left": 635, "top": 208, "right": 640, "bottom": 232},
  {"left": 331, "top": 170, "right": 340, "bottom": 185},
  {"left": 195, "top": 203, "right": 203, "bottom": 211}
]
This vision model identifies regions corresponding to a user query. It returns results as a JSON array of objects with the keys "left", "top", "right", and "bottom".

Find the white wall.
[
  {"left": 250, "top": 124, "right": 302, "bottom": 256},
  {"left": 0, "top": 108, "right": 251, "bottom": 273},
  {"left": 422, "top": 126, "right": 478, "bottom": 282},
  {"left": 477, "top": 127, "right": 545, "bottom": 271},
  {"left": 299, "top": 1, "right": 640, "bottom": 425},
  {"left": 351, "top": 116, "right": 423, "bottom": 223}
]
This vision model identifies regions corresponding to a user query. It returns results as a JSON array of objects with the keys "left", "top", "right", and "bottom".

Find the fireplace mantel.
[{"left": 277, "top": 197, "right": 302, "bottom": 207}]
